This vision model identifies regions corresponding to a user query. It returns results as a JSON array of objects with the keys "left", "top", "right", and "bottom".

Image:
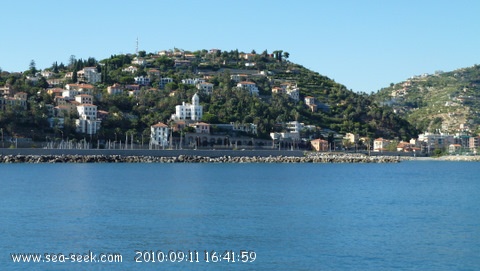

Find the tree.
[
  {"left": 72, "top": 68, "right": 78, "bottom": 83},
  {"left": 29, "top": 60, "right": 37, "bottom": 75},
  {"left": 69, "top": 55, "right": 76, "bottom": 69},
  {"left": 52, "top": 61, "right": 59, "bottom": 73},
  {"left": 283, "top": 51, "right": 290, "bottom": 60}
]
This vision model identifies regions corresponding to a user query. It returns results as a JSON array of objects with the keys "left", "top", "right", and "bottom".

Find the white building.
[
  {"left": 75, "top": 104, "right": 101, "bottom": 135},
  {"left": 287, "top": 87, "right": 299, "bottom": 101},
  {"left": 286, "top": 121, "right": 303, "bottom": 134},
  {"left": 150, "top": 122, "right": 169, "bottom": 148},
  {"left": 75, "top": 94, "right": 93, "bottom": 104},
  {"left": 171, "top": 93, "right": 203, "bottom": 121},
  {"left": 77, "top": 67, "right": 101, "bottom": 84},
  {"left": 182, "top": 78, "right": 205, "bottom": 85},
  {"left": 373, "top": 138, "right": 390, "bottom": 152},
  {"left": 237, "top": 81, "right": 259, "bottom": 96},
  {"left": 62, "top": 89, "right": 80, "bottom": 100},
  {"left": 134, "top": 75, "right": 150, "bottom": 86},
  {"left": 122, "top": 66, "right": 138, "bottom": 74},
  {"left": 64, "top": 84, "right": 94, "bottom": 98},
  {"left": 132, "top": 57, "right": 147, "bottom": 66}
]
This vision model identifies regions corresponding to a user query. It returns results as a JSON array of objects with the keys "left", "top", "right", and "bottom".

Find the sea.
[{"left": 0, "top": 161, "right": 479, "bottom": 271}]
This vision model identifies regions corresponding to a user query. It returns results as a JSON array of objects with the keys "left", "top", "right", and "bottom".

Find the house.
[
  {"left": 122, "top": 66, "right": 138, "bottom": 74},
  {"left": 344, "top": 133, "right": 359, "bottom": 144},
  {"left": 174, "top": 59, "right": 191, "bottom": 67},
  {"left": 373, "top": 138, "right": 390, "bottom": 152},
  {"left": 197, "top": 82, "right": 214, "bottom": 95},
  {"left": 134, "top": 75, "right": 150, "bottom": 86},
  {"left": 125, "top": 84, "right": 140, "bottom": 91},
  {"left": 75, "top": 94, "right": 93, "bottom": 104},
  {"left": 286, "top": 87, "right": 299, "bottom": 101},
  {"left": 272, "top": 87, "right": 285, "bottom": 94},
  {"left": 230, "top": 74, "right": 248, "bottom": 82},
  {"left": 171, "top": 93, "right": 203, "bottom": 121},
  {"left": 159, "top": 77, "right": 173, "bottom": 89},
  {"left": 171, "top": 120, "right": 187, "bottom": 132},
  {"left": 273, "top": 83, "right": 299, "bottom": 101},
  {"left": 0, "top": 93, "right": 28, "bottom": 110},
  {"left": 0, "top": 85, "right": 12, "bottom": 96},
  {"left": 182, "top": 78, "right": 205, "bottom": 85},
  {"left": 75, "top": 104, "right": 101, "bottom": 135},
  {"left": 311, "top": 139, "right": 329, "bottom": 152},
  {"left": 286, "top": 121, "right": 303, "bottom": 134},
  {"left": 449, "top": 144, "right": 462, "bottom": 154},
  {"left": 14, "top": 92, "right": 28, "bottom": 101},
  {"left": 241, "top": 53, "right": 256, "bottom": 61},
  {"left": 124, "top": 84, "right": 140, "bottom": 96},
  {"left": 190, "top": 122, "right": 210, "bottom": 134},
  {"left": 107, "top": 83, "right": 124, "bottom": 95},
  {"left": 237, "top": 81, "right": 259, "bottom": 96},
  {"left": 148, "top": 69, "right": 160, "bottom": 78},
  {"left": 232, "top": 122, "right": 258, "bottom": 135},
  {"left": 65, "top": 83, "right": 94, "bottom": 93},
  {"left": 47, "top": 88, "right": 64, "bottom": 97},
  {"left": 469, "top": 136, "right": 480, "bottom": 152},
  {"left": 62, "top": 89, "right": 81, "bottom": 99},
  {"left": 150, "top": 122, "right": 169, "bottom": 148},
  {"left": 54, "top": 98, "right": 77, "bottom": 115},
  {"left": 47, "top": 78, "right": 64, "bottom": 87},
  {"left": 77, "top": 67, "right": 101, "bottom": 84},
  {"left": 396, "top": 141, "right": 417, "bottom": 152},
  {"left": 132, "top": 57, "right": 146, "bottom": 66},
  {"left": 41, "top": 70, "right": 55, "bottom": 78}
]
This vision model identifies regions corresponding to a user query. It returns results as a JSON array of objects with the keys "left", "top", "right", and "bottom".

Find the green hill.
[
  {"left": 373, "top": 65, "right": 480, "bottom": 135},
  {"left": 0, "top": 49, "right": 418, "bottom": 144}
]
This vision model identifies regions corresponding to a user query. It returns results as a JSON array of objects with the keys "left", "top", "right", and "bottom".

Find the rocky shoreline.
[
  {"left": 437, "top": 155, "right": 480, "bottom": 162},
  {"left": 0, "top": 153, "right": 401, "bottom": 163}
]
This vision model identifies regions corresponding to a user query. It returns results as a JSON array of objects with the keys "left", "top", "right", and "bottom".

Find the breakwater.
[{"left": 0, "top": 153, "right": 400, "bottom": 163}]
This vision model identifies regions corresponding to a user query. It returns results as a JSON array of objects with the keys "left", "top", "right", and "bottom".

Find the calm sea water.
[{"left": 0, "top": 161, "right": 479, "bottom": 271}]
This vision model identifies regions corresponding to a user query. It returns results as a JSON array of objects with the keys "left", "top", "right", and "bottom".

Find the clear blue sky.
[{"left": 1, "top": 0, "right": 479, "bottom": 93}]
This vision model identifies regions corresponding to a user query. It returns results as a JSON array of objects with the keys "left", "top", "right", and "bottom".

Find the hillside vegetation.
[
  {"left": 0, "top": 49, "right": 418, "bottom": 143},
  {"left": 374, "top": 65, "right": 480, "bottom": 135}
]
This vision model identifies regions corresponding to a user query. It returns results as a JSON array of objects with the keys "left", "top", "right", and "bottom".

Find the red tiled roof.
[{"left": 152, "top": 122, "right": 168, "bottom": 128}]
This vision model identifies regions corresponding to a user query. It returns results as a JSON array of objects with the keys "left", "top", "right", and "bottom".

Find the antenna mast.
[{"left": 136, "top": 37, "right": 139, "bottom": 54}]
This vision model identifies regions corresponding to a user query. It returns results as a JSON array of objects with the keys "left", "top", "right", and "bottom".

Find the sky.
[{"left": 1, "top": 0, "right": 479, "bottom": 93}]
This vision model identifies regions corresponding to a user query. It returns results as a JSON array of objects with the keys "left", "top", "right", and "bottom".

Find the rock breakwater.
[{"left": 0, "top": 153, "right": 400, "bottom": 163}]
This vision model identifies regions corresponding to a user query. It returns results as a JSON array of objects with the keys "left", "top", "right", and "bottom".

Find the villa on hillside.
[
  {"left": 236, "top": 81, "right": 259, "bottom": 96},
  {"left": 171, "top": 93, "right": 203, "bottom": 121}
]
